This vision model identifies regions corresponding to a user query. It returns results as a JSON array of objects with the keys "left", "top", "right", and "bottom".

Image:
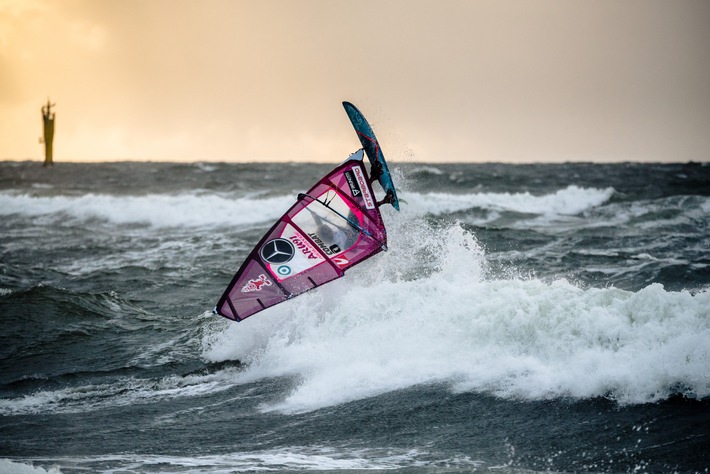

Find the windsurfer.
[
  {"left": 312, "top": 212, "right": 357, "bottom": 252},
  {"left": 369, "top": 159, "right": 383, "bottom": 183},
  {"left": 377, "top": 189, "right": 396, "bottom": 208}
]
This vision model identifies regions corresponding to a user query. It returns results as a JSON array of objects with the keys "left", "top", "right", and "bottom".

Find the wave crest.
[{"left": 202, "top": 220, "right": 710, "bottom": 412}]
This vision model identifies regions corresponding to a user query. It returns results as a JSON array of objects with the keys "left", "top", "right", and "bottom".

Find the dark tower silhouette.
[{"left": 41, "top": 99, "right": 56, "bottom": 166}]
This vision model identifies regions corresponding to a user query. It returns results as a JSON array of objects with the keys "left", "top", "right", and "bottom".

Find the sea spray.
[{"left": 202, "top": 219, "right": 710, "bottom": 412}]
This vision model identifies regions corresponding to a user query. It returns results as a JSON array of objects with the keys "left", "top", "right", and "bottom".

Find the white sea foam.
[
  {"left": 403, "top": 185, "right": 614, "bottom": 217},
  {"left": 409, "top": 165, "right": 446, "bottom": 175},
  {"left": 0, "top": 192, "right": 293, "bottom": 228},
  {"left": 203, "top": 218, "right": 710, "bottom": 413},
  {"left": 0, "top": 185, "right": 612, "bottom": 230},
  {"left": 15, "top": 447, "right": 481, "bottom": 473},
  {"left": 0, "top": 368, "right": 242, "bottom": 416},
  {"left": 0, "top": 459, "right": 61, "bottom": 474}
]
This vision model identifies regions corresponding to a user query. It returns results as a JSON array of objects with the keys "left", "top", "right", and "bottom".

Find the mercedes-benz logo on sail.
[{"left": 260, "top": 238, "right": 295, "bottom": 264}]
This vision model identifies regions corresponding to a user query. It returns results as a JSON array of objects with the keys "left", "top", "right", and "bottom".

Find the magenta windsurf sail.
[{"left": 214, "top": 149, "right": 395, "bottom": 321}]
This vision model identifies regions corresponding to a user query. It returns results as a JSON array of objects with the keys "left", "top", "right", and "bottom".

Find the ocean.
[{"left": 0, "top": 160, "right": 708, "bottom": 473}]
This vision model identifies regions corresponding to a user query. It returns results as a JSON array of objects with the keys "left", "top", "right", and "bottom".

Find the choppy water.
[{"left": 1, "top": 160, "right": 709, "bottom": 473}]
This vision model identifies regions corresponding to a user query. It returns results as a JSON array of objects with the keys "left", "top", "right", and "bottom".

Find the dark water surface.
[{"left": 1, "top": 160, "right": 709, "bottom": 473}]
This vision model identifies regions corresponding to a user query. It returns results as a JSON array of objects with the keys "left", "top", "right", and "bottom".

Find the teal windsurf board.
[{"left": 342, "top": 101, "right": 400, "bottom": 211}]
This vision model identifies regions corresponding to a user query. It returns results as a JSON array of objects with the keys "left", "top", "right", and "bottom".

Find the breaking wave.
[
  {"left": 0, "top": 192, "right": 293, "bottom": 229},
  {"left": 0, "top": 185, "right": 613, "bottom": 229},
  {"left": 406, "top": 185, "right": 614, "bottom": 216},
  {"left": 202, "top": 219, "right": 710, "bottom": 413},
  {"left": 2, "top": 447, "right": 483, "bottom": 473}
]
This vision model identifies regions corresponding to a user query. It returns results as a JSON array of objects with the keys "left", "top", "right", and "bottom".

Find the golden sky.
[{"left": 2, "top": 0, "right": 709, "bottom": 163}]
